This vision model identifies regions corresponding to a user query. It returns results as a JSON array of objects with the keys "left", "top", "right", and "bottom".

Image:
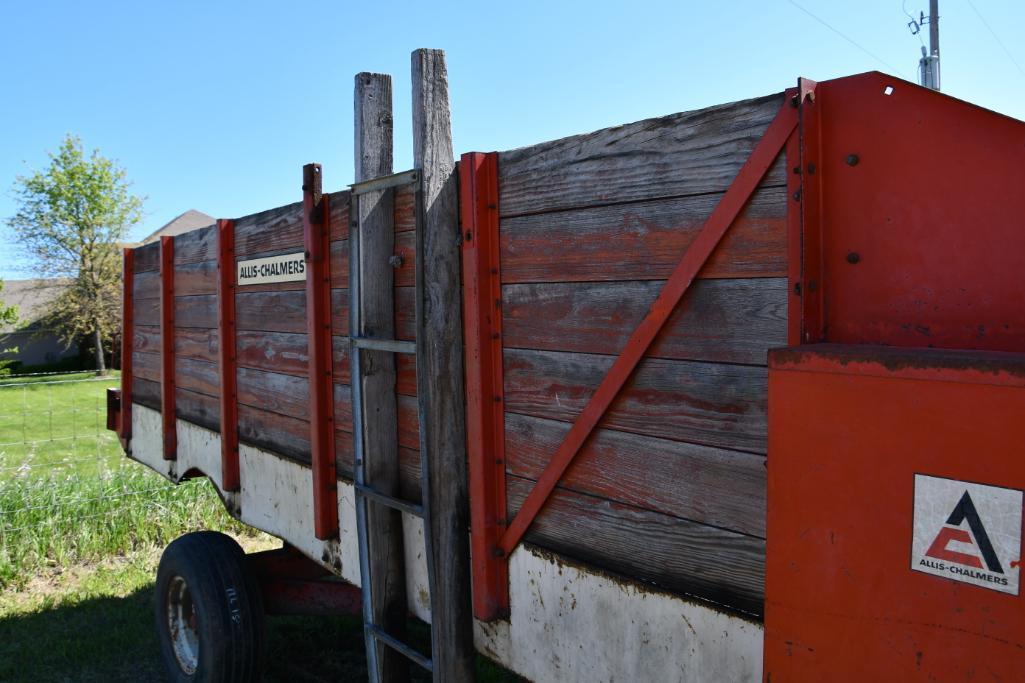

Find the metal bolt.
[
  {"left": 807, "top": 163, "right": 816, "bottom": 175},
  {"left": 846, "top": 252, "right": 861, "bottom": 264},
  {"left": 792, "top": 190, "right": 802, "bottom": 202},
  {"left": 846, "top": 154, "right": 860, "bottom": 166},
  {"left": 465, "top": 231, "right": 473, "bottom": 241},
  {"left": 388, "top": 254, "right": 403, "bottom": 268}
]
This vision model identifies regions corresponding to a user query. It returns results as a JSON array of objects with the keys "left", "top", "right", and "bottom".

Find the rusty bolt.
[
  {"left": 846, "top": 252, "right": 861, "bottom": 264},
  {"left": 846, "top": 154, "right": 860, "bottom": 166}
]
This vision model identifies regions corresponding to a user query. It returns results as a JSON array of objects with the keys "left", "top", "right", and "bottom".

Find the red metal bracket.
[
  {"left": 120, "top": 248, "right": 134, "bottom": 446},
  {"left": 796, "top": 77, "right": 823, "bottom": 344},
  {"left": 460, "top": 152, "right": 509, "bottom": 620},
  {"left": 217, "top": 219, "right": 240, "bottom": 492},
  {"left": 784, "top": 85, "right": 802, "bottom": 346},
  {"left": 498, "top": 99, "right": 799, "bottom": 557},
  {"left": 303, "top": 163, "right": 339, "bottom": 539},
  {"left": 160, "top": 235, "right": 177, "bottom": 460}
]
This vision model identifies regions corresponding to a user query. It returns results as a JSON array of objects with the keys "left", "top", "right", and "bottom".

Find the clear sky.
[{"left": 2, "top": 0, "right": 1023, "bottom": 279}]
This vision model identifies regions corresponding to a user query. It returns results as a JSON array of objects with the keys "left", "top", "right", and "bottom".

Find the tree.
[
  {"left": 7, "top": 135, "right": 143, "bottom": 374},
  {"left": 0, "top": 279, "right": 19, "bottom": 376}
]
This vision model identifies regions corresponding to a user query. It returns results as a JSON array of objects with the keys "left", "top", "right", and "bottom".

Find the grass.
[{"left": 0, "top": 372, "right": 523, "bottom": 681}]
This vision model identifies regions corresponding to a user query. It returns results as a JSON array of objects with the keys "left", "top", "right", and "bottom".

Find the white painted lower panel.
[{"left": 129, "top": 404, "right": 764, "bottom": 682}]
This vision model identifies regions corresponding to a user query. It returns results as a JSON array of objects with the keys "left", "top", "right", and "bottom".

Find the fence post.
[
  {"left": 412, "top": 47, "right": 476, "bottom": 680},
  {"left": 354, "top": 70, "right": 408, "bottom": 682}
]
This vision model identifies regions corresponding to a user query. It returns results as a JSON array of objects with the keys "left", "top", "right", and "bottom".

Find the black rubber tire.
[{"left": 155, "top": 531, "right": 266, "bottom": 683}]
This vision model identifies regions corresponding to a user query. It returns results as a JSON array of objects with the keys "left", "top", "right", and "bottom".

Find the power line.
[
  {"left": 788, "top": 0, "right": 903, "bottom": 74},
  {"left": 965, "top": 0, "right": 1025, "bottom": 80}
]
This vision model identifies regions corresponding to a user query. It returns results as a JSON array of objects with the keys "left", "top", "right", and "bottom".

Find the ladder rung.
[
  {"left": 355, "top": 483, "right": 424, "bottom": 518},
  {"left": 366, "top": 624, "right": 433, "bottom": 672},
  {"left": 350, "top": 169, "right": 419, "bottom": 196},
  {"left": 351, "top": 337, "right": 416, "bottom": 354}
]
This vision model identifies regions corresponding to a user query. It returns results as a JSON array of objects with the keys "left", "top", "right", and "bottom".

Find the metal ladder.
[{"left": 349, "top": 169, "right": 438, "bottom": 680}]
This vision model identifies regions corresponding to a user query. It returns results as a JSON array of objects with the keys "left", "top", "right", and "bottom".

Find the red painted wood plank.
[
  {"left": 499, "top": 186, "right": 787, "bottom": 284},
  {"left": 501, "top": 278, "right": 787, "bottom": 366},
  {"left": 159, "top": 236, "right": 177, "bottom": 460}
]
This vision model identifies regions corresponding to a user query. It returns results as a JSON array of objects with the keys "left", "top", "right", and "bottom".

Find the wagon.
[{"left": 107, "top": 48, "right": 1025, "bottom": 682}]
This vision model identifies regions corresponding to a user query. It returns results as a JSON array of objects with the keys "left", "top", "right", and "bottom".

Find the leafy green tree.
[
  {"left": 7, "top": 135, "right": 143, "bottom": 374},
  {"left": 0, "top": 279, "right": 19, "bottom": 376}
]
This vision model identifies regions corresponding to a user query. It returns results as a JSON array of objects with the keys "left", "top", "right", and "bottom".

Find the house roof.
[
  {"left": 140, "top": 209, "right": 215, "bottom": 244},
  {"left": 0, "top": 278, "right": 72, "bottom": 333}
]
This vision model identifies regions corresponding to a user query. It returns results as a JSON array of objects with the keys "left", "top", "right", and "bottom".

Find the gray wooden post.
[
  {"left": 411, "top": 48, "right": 476, "bottom": 682},
  {"left": 354, "top": 71, "right": 409, "bottom": 683}
]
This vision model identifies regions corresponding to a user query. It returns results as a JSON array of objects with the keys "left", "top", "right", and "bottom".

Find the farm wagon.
[{"left": 107, "top": 49, "right": 1025, "bottom": 682}]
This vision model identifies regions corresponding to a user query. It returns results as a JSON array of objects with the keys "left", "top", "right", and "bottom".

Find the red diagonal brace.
[{"left": 499, "top": 98, "right": 799, "bottom": 556}]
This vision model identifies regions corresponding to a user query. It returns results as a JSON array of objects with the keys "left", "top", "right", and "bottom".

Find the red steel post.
[
  {"left": 784, "top": 86, "right": 802, "bottom": 346},
  {"left": 499, "top": 100, "right": 799, "bottom": 556},
  {"left": 796, "top": 77, "right": 823, "bottom": 343},
  {"left": 120, "top": 248, "right": 134, "bottom": 444},
  {"left": 460, "top": 151, "right": 510, "bottom": 620},
  {"left": 302, "top": 163, "right": 339, "bottom": 539},
  {"left": 159, "top": 235, "right": 177, "bottom": 460},
  {"left": 217, "top": 219, "right": 240, "bottom": 491}
]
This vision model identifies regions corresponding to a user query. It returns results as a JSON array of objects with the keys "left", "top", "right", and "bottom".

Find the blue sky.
[{"left": 2, "top": 1, "right": 1023, "bottom": 279}]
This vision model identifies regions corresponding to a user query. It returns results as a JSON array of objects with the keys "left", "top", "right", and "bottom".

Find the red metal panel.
[
  {"left": 498, "top": 100, "right": 799, "bottom": 556},
  {"left": 807, "top": 72, "right": 1025, "bottom": 351},
  {"left": 765, "top": 344, "right": 1025, "bottom": 681},
  {"left": 302, "top": 163, "right": 339, "bottom": 539},
  {"left": 247, "top": 545, "right": 362, "bottom": 616},
  {"left": 120, "top": 248, "right": 134, "bottom": 445},
  {"left": 217, "top": 219, "right": 240, "bottom": 492},
  {"left": 460, "top": 151, "right": 509, "bottom": 620},
  {"left": 159, "top": 236, "right": 176, "bottom": 460}
]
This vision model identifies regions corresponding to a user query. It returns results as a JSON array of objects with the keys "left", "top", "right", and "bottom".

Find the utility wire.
[
  {"left": 788, "top": 0, "right": 903, "bottom": 74},
  {"left": 965, "top": 0, "right": 1025, "bottom": 80}
]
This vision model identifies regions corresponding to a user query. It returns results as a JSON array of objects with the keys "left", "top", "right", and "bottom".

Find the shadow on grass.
[{"left": 0, "top": 582, "right": 521, "bottom": 682}]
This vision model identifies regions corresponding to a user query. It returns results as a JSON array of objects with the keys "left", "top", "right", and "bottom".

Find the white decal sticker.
[
  {"left": 237, "top": 252, "right": 307, "bottom": 285},
  {"left": 912, "top": 474, "right": 1022, "bottom": 595}
]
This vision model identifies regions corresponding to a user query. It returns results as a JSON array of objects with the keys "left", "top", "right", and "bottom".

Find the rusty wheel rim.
[{"left": 166, "top": 576, "right": 199, "bottom": 675}]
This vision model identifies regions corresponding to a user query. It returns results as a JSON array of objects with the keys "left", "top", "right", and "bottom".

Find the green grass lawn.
[{"left": 0, "top": 372, "right": 522, "bottom": 681}]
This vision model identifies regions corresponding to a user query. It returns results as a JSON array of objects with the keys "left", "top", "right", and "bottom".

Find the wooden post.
[
  {"left": 354, "top": 71, "right": 408, "bottom": 682},
  {"left": 411, "top": 48, "right": 476, "bottom": 681}
]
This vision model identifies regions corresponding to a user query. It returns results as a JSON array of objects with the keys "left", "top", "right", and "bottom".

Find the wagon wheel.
[{"left": 155, "top": 531, "right": 266, "bottom": 682}]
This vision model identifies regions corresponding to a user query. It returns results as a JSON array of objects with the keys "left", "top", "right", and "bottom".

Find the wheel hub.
[{"left": 166, "top": 575, "right": 200, "bottom": 675}]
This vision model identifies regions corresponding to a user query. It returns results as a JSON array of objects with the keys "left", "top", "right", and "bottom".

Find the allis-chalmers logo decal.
[{"left": 912, "top": 475, "right": 1023, "bottom": 595}]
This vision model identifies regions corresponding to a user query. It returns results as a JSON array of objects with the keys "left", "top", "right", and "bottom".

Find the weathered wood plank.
[
  {"left": 327, "top": 232, "right": 415, "bottom": 289},
  {"left": 354, "top": 69, "right": 407, "bottom": 683},
  {"left": 177, "top": 386, "right": 219, "bottom": 432},
  {"left": 412, "top": 47, "right": 475, "bottom": 680},
  {"left": 173, "top": 226, "right": 216, "bottom": 265},
  {"left": 238, "top": 403, "right": 309, "bottom": 463},
  {"left": 503, "top": 348, "right": 768, "bottom": 454},
  {"left": 175, "top": 327, "right": 218, "bottom": 360},
  {"left": 500, "top": 186, "right": 786, "bottom": 283},
  {"left": 133, "top": 297, "right": 159, "bottom": 328},
  {"left": 497, "top": 92, "right": 785, "bottom": 217},
  {"left": 237, "top": 366, "right": 307, "bottom": 418},
  {"left": 506, "top": 475, "right": 765, "bottom": 616},
  {"left": 236, "top": 290, "right": 306, "bottom": 333},
  {"left": 236, "top": 330, "right": 307, "bottom": 376},
  {"left": 174, "top": 260, "right": 217, "bottom": 297},
  {"left": 133, "top": 350, "right": 159, "bottom": 382},
  {"left": 234, "top": 201, "right": 304, "bottom": 258},
  {"left": 174, "top": 295, "right": 217, "bottom": 329},
  {"left": 176, "top": 356, "right": 220, "bottom": 398},
  {"left": 135, "top": 270, "right": 159, "bottom": 300},
  {"left": 502, "top": 278, "right": 787, "bottom": 366},
  {"left": 505, "top": 412, "right": 766, "bottom": 537},
  {"left": 133, "top": 376, "right": 160, "bottom": 411},
  {"left": 134, "top": 325, "right": 160, "bottom": 354},
  {"left": 133, "top": 241, "right": 160, "bottom": 273}
]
